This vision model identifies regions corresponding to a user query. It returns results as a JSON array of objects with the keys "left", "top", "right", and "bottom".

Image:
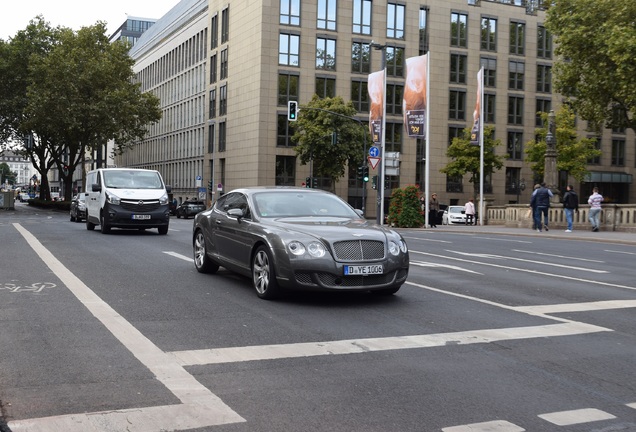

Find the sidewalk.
[{"left": 423, "top": 223, "right": 636, "bottom": 246}]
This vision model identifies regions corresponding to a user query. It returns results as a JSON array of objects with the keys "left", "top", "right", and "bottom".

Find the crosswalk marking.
[
  {"left": 442, "top": 420, "right": 525, "bottom": 432},
  {"left": 538, "top": 408, "right": 616, "bottom": 426}
]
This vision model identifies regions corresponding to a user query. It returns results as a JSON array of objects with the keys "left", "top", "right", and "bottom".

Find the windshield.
[
  {"left": 254, "top": 191, "right": 360, "bottom": 219},
  {"left": 103, "top": 170, "right": 163, "bottom": 189},
  {"left": 449, "top": 207, "right": 464, "bottom": 213}
]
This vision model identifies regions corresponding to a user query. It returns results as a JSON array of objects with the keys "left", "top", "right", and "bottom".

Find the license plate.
[
  {"left": 132, "top": 214, "right": 151, "bottom": 220},
  {"left": 344, "top": 265, "right": 383, "bottom": 275}
]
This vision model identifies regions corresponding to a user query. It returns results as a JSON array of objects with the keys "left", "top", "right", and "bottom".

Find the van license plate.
[
  {"left": 132, "top": 214, "right": 151, "bottom": 220},
  {"left": 344, "top": 265, "right": 383, "bottom": 275}
]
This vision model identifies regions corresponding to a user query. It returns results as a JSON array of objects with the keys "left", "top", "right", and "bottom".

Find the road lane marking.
[
  {"left": 512, "top": 249, "right": 604, "bottom": 263},
  {"left": 442, "top": 420, "right": 525, "bottom": 432},
  {"left": 410, "top": 250, "right": 636, "bottom": 291},
  {"left": 513, "top": 300, "right": 636, "bottom": 315},
  {"left": 163, "top": 251, "right": 192, "bottom": 262},
  {"left": 473, "top": 236, "right": 532, "bottom": 243},
  {"left": 538, "top": 408, "right": 616, "bottom": 426},
  {"left": 11, "top": 223, "right": 245, "bottom": 432},
  {"left": 448, "top": 250, "right": 608, "bottom": 273},
  {"left": 605, "top": 249, "right": 636, "bottom": 255},
  {"left": 404, "top": 236, "right": 452, "bottom": 243},
  {"left": 169, "top": 321, "right": 609, "bottom": 366},
  {"left": 411, "top": 260, "right": 483, "bottom": 274}
]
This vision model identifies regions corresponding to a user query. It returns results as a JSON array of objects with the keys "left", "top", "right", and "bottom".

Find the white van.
[{"left": 86, "top": 168, "right": 171, "bottom": 235}]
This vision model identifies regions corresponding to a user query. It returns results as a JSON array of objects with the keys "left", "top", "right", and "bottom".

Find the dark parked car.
[
  {"left": 192, "top": 187, "right": 409, "bottom": 299},
  {"left": 69, "top": 194, "right": 87, "bottom": 222},
  {"left": 176, "top": 200, "right": 206, "bottom": 219}
]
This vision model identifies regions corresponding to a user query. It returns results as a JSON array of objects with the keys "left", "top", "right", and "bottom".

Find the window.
[
  {"left": 509, "top": 21, "right": 525, "bottom": 56},
  {"left": 210, "top": 15, "right": 218, "bottom": 49},
  {"left": 351, "top": 42, "right": 370, "bottom": 73},
  {"left": 611, "top": 139, "right": 625, "bottom": 166},
  {"left": 509, "top": 61, "right": 524, "bottom": 90},
  {"left": 209, "top": 88, "right": 216, "bottom": 119},
  {"left": 210, "top": 54, "right": 217, "bottom": 84},
  {"left": 279, "top": 33, "right": 300, "bottom": 66},
  {"left": 481, "top": 17, "right": 497, "bottom": 52},
  {"left": 315, "top": 77, "right": 336, "bottom": 98},
  {"left": 219, "top": 122, "right": 226, "bottom": 152},
  {"left": 386, "top": 46, "right": 404, "bottom": 77},
  {"left": 316, "top": 37, "right": 336, "bottom": 70},
  {"left": 386, "top": 84, "right": 403, "bottom": 115},
  {"left": 536, "top": 64, "right": 551, "bottom": 93},
  {"left": 220, "top": 48, "right": 228, "bottom": 80},
  {"left": 448, "top": 126, "right": 463, "bottom": 146},
  {"left": 351, "top": 80, "right": 369, "bottom": 112},
  {"left": 317, "top": 0, "right": 336, "bottom": 30},
  {"left": 280, "top": 0, "right": 300, "bottom": 26},
  {"left": 508, "top": 96, "right": 524, "bottom": 125},
  {"left": 450, "top": 54, "right": 467, "bottom": 84},
  {"left": 505, "top": 167, "right": 521, "bottom": 194},
  {"left": 387, "top": 3, "right": 405, "bottom": 39},
  {"left": 277, "top": 114, "right": 296, "bottom": 147},
  {"left": 208, "top": 124, "right": 215, "bottom": 153},
  {"left": 587, "top": 136, "right": 601, "bottom": 165},
  {"left": 449, "top": 90, "right": 466, "bottom": 121},
  {"left": 485, "top": 94, "right": 496, "bottom": 123},
  {"left": 221, "top": 7, "right": 229, "bottom": 43},
  {"left": 385, "top": 122, "right": 402, "bottom": 153},
  {"left": 278, "top": 73, "right": 299, "bottom": 106},
  {"left": 353, "top": 0, "right": 372, "bottom": 35},
  {"left": 451, "top": 12, "right": 467, "bottom": 48},
  {"left": 219, "top": 84, "right": 227, "bottom": 116},
  {"left": 419, "top": 7, "right": 428, "bottom": 54},
  {"left": 507, "top": 131, "right": 523, "bottom": 160},
  {"left": 446, "top": 174, "right": 463, "bottom": 193},
  {"left": 537, "top": 26, "right": 552, "bottom": 59},
  {"left": 536, "top": 98, "right": 551, "bottom": 127},
  {"left": 276, "top": 156, "right": 296, "bottom": 186},
  {"left": 481, "top": 57, "right": 497, "bottom": 87}
]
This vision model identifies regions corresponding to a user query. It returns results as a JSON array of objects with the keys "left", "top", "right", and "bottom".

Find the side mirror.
[
  {"left": 227, "top": 208, "right": 244, "bottom": 219},
  {"left": 91, "top": 183, "right": 101, "bottom": 192}
]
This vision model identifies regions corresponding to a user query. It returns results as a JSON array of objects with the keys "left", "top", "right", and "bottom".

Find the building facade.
[
  {"left": 117, "top": 0, "right": 634, "bottom": 212},
  {"left": 0, "top": 151, "right": 33, "bottom": 189}
]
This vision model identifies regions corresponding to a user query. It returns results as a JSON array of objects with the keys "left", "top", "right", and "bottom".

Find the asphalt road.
[{"left": 1, "top": 203, "right": 635, "bottom": 432}]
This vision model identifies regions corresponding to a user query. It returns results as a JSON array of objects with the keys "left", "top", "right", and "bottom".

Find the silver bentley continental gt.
[{"left": 192, "top": 187, "right": 409, "bottom": 300}]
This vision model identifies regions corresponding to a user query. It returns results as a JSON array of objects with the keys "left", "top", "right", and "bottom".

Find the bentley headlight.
[
  {"left": 107, "top": 193, "right": 120, "bottom": 205},
  {"left": 288, "top": 241, "right": 306, "bottom": 256},
  {"left": 389, "top": 240, "right": 400, "bottom": 256},
  {"left": 399, "top": 239, "right": 408, "bottom": 253},
  {"left": 307, "top": 242, "right": 326, "bottom": 258}
]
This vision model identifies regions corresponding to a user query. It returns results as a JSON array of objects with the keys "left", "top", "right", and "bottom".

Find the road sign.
[
  {"left": 368, "top": 157, "right": 380, "bottom": 170},
  {"left": 369, "top": 146, "right": 380, "bottom": 158}
]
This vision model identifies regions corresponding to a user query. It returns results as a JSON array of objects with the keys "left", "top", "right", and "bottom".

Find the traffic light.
[
  {"left": 208, "top": 180, "right": 213, "bottom": 190},
  {"left": 288, "top": 100, "right": 298, "bottom": 121},
  {"left": 312, "top": 177, "right": 318, "bottom": 188},
  {"left": 372, "top": 175, "right": 378, "bottom": 190},
  {"left": 62, "top": 165, "right": 69, "bottom": 176},
  {"left": 305, "top": 177, "right": 311, "bottom": 188},
  {"left": 362, "top": 166, "right": 369, "bottom": 182}
]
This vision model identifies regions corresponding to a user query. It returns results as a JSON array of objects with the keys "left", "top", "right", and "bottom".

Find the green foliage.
[
  {"left": 525, "top": 106, "right": 601, "bottom": 182},
  {"left": 0, "top": 163, "right": 17, "bottom": 185},
  {"left": 291, "top": 95, "right": 369, "bottom": 191},
  {"left": 546, "top": 0, "right": 636, "bottom": 132},
  {"left": 387, "top": 185, "right": 424, "bottom": 228},
  {"left": 440, "top": 126, "right": 506, "bottom": 196}
]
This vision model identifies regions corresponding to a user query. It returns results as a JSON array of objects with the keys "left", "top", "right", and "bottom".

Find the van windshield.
[{"left": 103, "top": 170, "right": 163, "bottom": 189}]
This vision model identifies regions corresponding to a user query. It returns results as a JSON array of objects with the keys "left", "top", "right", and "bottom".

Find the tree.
[
  {"left": 291, "top": 95, "right": 368, "bottom": 192},
  {"left": 440, "top": 126, "right": 506, "bottom": 198},
  {"left": 545, "top": 0, "right": 636, "bottom": 133},
  {"left": 525, "top": 106, "right": 601, "bottom": 182},
  {"left": 0, "top": 163, "right": 17, "bottom": 186},
  {"left": 386, "top": 185, "right": 424, "bottom": 228}
]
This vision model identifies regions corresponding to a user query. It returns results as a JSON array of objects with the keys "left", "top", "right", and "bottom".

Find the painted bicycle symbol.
[{"left": 0, "top": 282, "right": 56, "bottom": 293}]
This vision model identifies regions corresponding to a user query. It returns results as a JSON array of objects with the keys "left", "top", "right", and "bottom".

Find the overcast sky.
[{"left": 1, "top": 0, "right": 179, "bottom": 41}]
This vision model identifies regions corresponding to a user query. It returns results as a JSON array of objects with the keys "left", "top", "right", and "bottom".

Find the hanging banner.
[
  {"left": 403, "top": 54, "right": 428, "bottom": 138},
  {"left": 470, "top": 67, "right": 483, "bottom": 146},
  {"left": 368, "top": 70, "right": 384, "bottom": 143}
]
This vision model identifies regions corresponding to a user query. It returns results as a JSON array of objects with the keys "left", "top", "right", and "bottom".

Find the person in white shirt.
[
  {"left": 587, "top": 187, "right": 604, "bottom": 232},
  {"left": 464, "top": 198, "right": 476, "bottom": 225}
]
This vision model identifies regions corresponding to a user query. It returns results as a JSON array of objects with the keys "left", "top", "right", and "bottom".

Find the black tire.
[
  {"left": 252, "top": 245, "right": 281, "bottom": 300},
  {"left": 193, "top": 230, "right": 219, "bottom": 273},
  {"left": 86, "top": 218, "right": 95, "bottom": 231},
  {"left": 176, "top": 213, "right": 181, "bottom": 219},
  {"left": 100, "top": 212, "right": 111, "bottom": 234},
  {"left": 158, "top": 226, "right": 169, "bottom": 235},
  {"left": 70, "top": 213, "right": 75, "bottom": 222},
  {"left": 75, "top": 215, "right": 82, "bottom": 223}
]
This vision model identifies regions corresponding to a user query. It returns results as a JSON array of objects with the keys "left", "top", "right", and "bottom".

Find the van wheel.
[
  {"left": 86, "top": 219, "right": 95, "bottom": 231},
  {"left": 158, "top": 226, "right": 169, "bottom": 235},
  {"left": 100, "top": 212, "right": 111, "bottom": 234}
]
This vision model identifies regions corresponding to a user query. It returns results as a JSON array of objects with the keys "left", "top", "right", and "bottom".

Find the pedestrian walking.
[
  {"left": 530, "top": 182, "right": 553, "bottom": 232},
  {"left": 562, "top": 185, "right": 579, "bottom": 232},
  {"left": 464, "top": 198, "right": 475, "bottom": 225},
  {"left": 529, "top": 184, "right": 540, "bottom": 230},
  {"left": 429, "top": 193, "right": 440, "bottom": 228},
  {"left": 587, "top": 187, "right": 604, "bottom": 232}
]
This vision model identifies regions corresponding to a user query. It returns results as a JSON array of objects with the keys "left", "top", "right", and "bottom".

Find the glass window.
[
  {"left": 219, "top": 84, "right": 227, "bottom": 116},
  {"left": 587, "top": 136, "right": 601, "bottom": 165},
  {"left": 276, "top": 156, "right": 297, "bottom": 186},
  {"left": 351, "top": 42, "right": 370, "bottom": 73},
  {"left": 353, "top": 0, "right": 372, "bottom": 35},
  {"left": 387, "top": 3, "right": 405, "bottom": 39},
  {"left": 507, "top": 131, "right": 523, "bottom": 160},
  {"left": 536, "top": 64, "right": 551, "bottom": 93},
  {"left": 277, "top": 114, "right": 296, "bottom": 147},
  {"left": 279, "top": 33, "right": 300, "bottom": 66},
  {"left": 316, "top": 37, "right": 336, "bottom": 70},
  {"left": 510, "top": 22, "right": 525, "bottom": 56},
  {"left": 315, "top": 77, "right": 336, "bottom": 98},
  {"left": 208, "top": 124, "right": 215, "bottom": 153},
  {"left": 508, "top": 96, "right": 524, "bottom": 125},
  {"left": 317, "top": 0, "right": 336, "bottom": 30},
  {"left": 221, "top": 7, "right": 229, "bottom": 43},
  {"left": 537, "top": 26, "right": 552, "bottom": 59},
  {"left": 385, "top": 122, "right": 402, "bottom": 153},
  {"left": 386, "top": 46, "right": 404, "bottom": 77},
  {"left": 220, "top": 48, "right": 228, "bottom": 80},
  {"left": 210, "top": 15, "right": 218, "bottom": 49},
  {"left": 481, "top": 57, "right": 497, "bottom": 87},
  {"left": 509, "top": 61, "right": 524, "bottom": 91},
  {"left": 210, "top": 54, "right": 217, "bottom": 84},
  {"left": 481, "top": 17, "right": 497, "bottom": 52},
  {"left": 219, "top": 121, "right": 226, "bottom": 152},
  {"left": 451, "top": 12, "right": 467, "bottom": 48},
  {"left": 209, "top": 88, "right": 216, "bottom": 119},
  {"left": 280, "top": 0, "right": 301, "bottom": 26},
  {"left": 278, "top": 73, "right": 299, "bottom": 106},
  {"left": 485, "top": 94, "right": 496, "bottom": 123},
  {"left": 611, "top": 139, "right": 625, "bottom": 166},
  {"left": 449, "top": 90, "right": 466, "bottom": 121},
  {"left": 419, "top": 7, "right": 428, "bottom": 54},
  {"left": 450, "top": 54, "right": 467, "bottom": 84},
  {"left": 386, "top": 84, "right": 403, "bottom": 115},
  {"left": 351, "top": 80, "right": 369, "bottom": 112}
]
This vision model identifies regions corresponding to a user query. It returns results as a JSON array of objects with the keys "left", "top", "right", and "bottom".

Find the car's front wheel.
[
  {"left": 252, "top": 246, "right": 281, "bottom": 300},
  {"left": 100, "top": 211, "right": 111, "bottom": 234},
  {"left": 193, "top": 230, "right": 219, "bottom": 273}
]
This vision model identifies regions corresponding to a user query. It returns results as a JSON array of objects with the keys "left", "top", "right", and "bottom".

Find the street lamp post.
[{"left": 370, "top": 41, "right": 387, "bottom": 225}]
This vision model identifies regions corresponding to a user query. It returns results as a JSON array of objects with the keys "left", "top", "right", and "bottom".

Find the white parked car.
[{"left": 442, "top": 205, "right": 467, "bottom": 225}]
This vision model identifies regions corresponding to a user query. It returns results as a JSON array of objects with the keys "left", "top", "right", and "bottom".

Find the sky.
[{"left": 1, "top": 0, "right": 180, "bottom": 41}]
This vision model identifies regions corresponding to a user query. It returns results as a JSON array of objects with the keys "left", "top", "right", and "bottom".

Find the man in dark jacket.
[
  {"left": 562, "top": 185, "right": 579, "bottom": 232},
  {"left": 530, "top": 182, "right": 553, "bottom": 232}
]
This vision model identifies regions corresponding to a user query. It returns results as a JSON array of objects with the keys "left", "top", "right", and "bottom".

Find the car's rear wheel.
[
  {"left": 193, "top": 230, "right": 219, "bottom": 273},
  {"left": 252, "top": 246, "right": 281, "bottom": 300}
]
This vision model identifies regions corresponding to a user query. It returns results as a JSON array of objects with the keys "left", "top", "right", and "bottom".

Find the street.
[{"left": 1, "top": 204, "right": 636, "bottom": 431}]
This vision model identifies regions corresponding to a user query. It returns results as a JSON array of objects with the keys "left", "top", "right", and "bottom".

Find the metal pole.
[{"left": 374, "top": 46, "right": 387, "bottom": 225}]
